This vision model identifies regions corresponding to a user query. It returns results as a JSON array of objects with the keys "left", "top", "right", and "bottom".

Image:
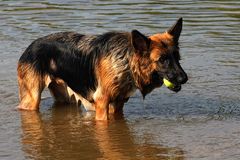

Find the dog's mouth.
[
  {"left": 168, "top": 84, "right": 181, "bottom": 92},
  {"left": 163, "top": 78, "right": 181, "bottom": 93},
  {"left": 151, "top": 72, "right": 182, "bottom": 92}
]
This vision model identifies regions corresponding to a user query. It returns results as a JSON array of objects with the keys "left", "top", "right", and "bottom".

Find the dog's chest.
[{"left": 93, "top": 75, "right": 136, "bottom": 101}]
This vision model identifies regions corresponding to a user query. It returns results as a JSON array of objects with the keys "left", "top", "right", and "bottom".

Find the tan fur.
[
  {"left": 94, "top": 55, "right": 136, "bottom": 120},
  {"left": 18, "top": 64, "right": 82, "bottom": 110},
  {"left": 17, "top": 63, "right": 45, "bottom": 110},
  {"left": 130, "top": 52, "right": 155, "bottom": 89},
  {"left": 149, "top": 33, "right": 174, "bottom": 61},
  {"left": 95, "top": 96, "right": 110, "bottom": 120}
]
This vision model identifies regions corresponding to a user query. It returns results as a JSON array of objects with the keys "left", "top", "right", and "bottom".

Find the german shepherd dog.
[{"left": 17, "top": 18, "right": 188, "bottom": 120}]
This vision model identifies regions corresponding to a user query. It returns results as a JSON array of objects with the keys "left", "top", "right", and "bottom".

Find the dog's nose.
[{"left": 177, "top": 73, "right": 188, "bottom": 84}]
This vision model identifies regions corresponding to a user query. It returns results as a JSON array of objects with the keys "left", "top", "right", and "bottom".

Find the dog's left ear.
[
  {"left": 131, "top": 30, "right": 150, "bottom": 54},
  {"left": 167, "top": 17, "right": 183, "bottom": 43}
]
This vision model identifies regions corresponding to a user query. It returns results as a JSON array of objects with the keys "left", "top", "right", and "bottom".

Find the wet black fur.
[{"left": 19, "top": 32, "right": 133, "bottom": 100}]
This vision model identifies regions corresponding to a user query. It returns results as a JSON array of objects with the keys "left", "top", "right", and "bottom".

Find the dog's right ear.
[
  {"left": 167, "top": 17, "right": 182, "bottom": 43},
  {"left": 131, "top": 30, "right": 150, "bottom": 55}
]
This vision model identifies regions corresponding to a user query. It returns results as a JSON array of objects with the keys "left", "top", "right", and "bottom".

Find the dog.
[{"left": 17, "top": 18, "right": 188, "bottom": 120}]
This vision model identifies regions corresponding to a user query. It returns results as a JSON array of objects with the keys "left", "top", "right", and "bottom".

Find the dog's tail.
[{"left": 19, "top": 41, "right": 72, "bottom": 75}]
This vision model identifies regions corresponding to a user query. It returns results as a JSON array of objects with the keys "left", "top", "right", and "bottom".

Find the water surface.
[{"left": 0, "top": 0, "right": 240, "bottom": 159}]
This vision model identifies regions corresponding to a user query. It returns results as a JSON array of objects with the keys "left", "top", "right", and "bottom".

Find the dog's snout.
[
  {"left": 167, "top": 73, "right": 175, "bottom": 80},
  {"left": 177, "top": 72, "right": 188, "bottom": 84}
]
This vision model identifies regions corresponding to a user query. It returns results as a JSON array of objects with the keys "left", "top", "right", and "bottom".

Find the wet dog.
[{"left": 17, "top": 18, "right": 188, "bottom": 120}]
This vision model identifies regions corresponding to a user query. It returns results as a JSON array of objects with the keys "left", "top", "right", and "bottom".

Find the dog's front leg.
[
  {"left": 95, "top": 96, "right": 110, "bottom": 121},
  {"left": 109, "top": 98, "right": 129, "bottom": 114}
]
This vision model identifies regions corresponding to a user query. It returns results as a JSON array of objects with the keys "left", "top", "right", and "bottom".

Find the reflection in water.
[{"left": 20, "top": 103, "right": 184, "bottom": 160}]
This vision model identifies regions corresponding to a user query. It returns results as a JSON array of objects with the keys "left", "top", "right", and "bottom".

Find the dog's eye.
[{"left": 159, "top": 55, "right": 170, "bottom": 66}]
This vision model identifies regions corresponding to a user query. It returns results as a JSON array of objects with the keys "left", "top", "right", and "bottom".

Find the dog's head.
[{"left": 131, "top": 18, "right": 188, "bottom": 97}]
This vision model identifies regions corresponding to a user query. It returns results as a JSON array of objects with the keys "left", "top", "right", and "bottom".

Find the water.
[{"left": 0, "top": 0, "right": 240, "bottom": 159}]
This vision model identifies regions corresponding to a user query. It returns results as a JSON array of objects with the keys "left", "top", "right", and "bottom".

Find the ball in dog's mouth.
[
  {"left": 163, "top": 78, "right": 181, "bottom": 92},
  {"left": 163, "top": 78, "right": 174, "bottom": 88}
]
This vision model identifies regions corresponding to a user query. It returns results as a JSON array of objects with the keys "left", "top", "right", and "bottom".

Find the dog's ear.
[
  {"left": 167, "top": 17, "right": 182, "bottom": 43},
  {"left": 131, "top": 30, "right": 150, "bottom": 54}
]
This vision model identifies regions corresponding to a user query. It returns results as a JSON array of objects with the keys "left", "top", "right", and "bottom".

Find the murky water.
[{"left": 0, "top": 0, "right": 240, "bottom": 159}]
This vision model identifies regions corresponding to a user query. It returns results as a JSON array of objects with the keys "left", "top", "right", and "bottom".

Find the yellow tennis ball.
[{"left": 163, "top": 78, "right": 175, "bottom": 88}]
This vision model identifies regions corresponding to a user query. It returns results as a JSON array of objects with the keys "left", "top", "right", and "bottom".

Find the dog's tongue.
[{"left": 163, "top": 78, "right": 175, "bottom": 88}]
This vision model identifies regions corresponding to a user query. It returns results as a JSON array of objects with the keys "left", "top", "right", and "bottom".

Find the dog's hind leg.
[
  {"left": 47, "top": 77, "right": 80, "bottom": 105},
  {"left": 17, "top": 63, "right": 45, "bottom": 110}
]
